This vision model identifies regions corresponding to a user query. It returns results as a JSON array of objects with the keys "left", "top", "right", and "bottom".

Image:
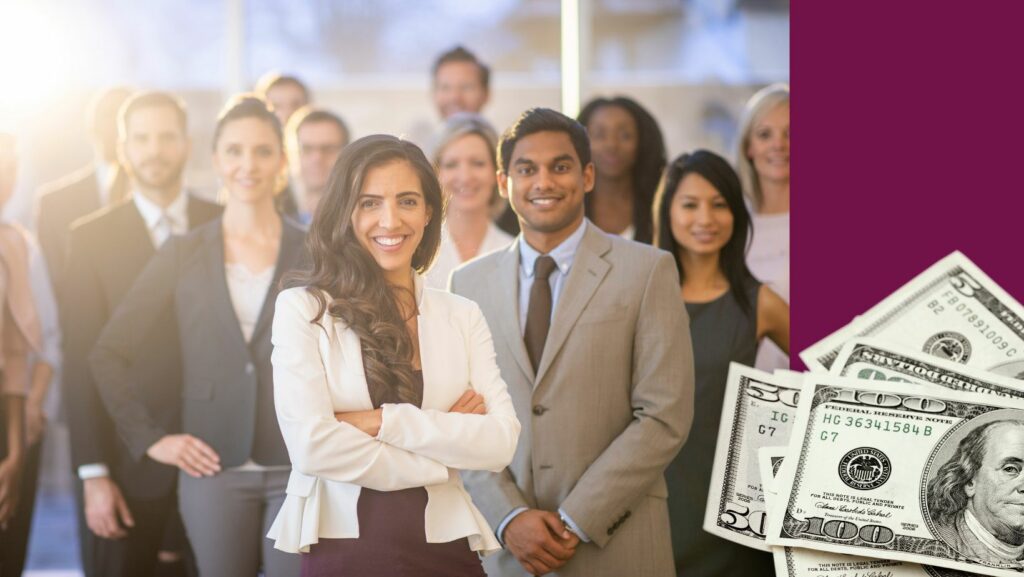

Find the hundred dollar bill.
[
  {"left": 702, "top": 363, "right": 800, "bottom": 551},
  {"left": 760, "top": 445, "right": 969, "bottom": 577},
  {"left": 831, "top": 338, "right": 1024, "bottom": 399},
  {"left": 773, "top": 547, "right": 970, "bottom": 577},
  {"left": 766, "top": 376, "right": 1024, "bottom": 576},
  {"left": 800, "top": 251, "right": 1024, "bottom": 375}
]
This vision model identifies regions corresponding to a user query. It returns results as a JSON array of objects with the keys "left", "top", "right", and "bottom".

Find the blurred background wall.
[{"left": 2, "top": 0, "right": 789, "bottom": 220}]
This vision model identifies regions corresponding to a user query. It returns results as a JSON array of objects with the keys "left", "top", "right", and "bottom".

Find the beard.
[{"left": 129, "top": 157, "right": 185, "bottom": 190}]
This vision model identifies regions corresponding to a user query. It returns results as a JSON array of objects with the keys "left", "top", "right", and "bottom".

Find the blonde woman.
[
  {"left": 424, "top": 114, "right": 512, "bottom": 290},
  {"left": 736, "top": 83, "right": 790, "bottom": 371}
]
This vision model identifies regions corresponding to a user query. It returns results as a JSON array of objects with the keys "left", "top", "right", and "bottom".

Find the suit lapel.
[
  {"left": 487, "top": 243, "right": 535, "bottom": 383},
  {"left": 118, "top": 201, "right": 157, "bottom": 280},
  {"left": 185, "top": 194, "right": 223, "bottom": 229},
  {"left": 204, "top": 223, "right": 251, "bottom": 357},
  {"left": 249, "top": 220, "right": 303, "bottom": 345},
  {"left": 534, "top": 225, "right": 611, "bottom": 386}
]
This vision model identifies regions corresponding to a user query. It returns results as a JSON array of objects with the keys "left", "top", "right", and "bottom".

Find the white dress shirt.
[
  {"left": 225, "top": 263, "right": 274, "bottom": 344},
  {"left": 516, "top": 218, "right": 587, "bottom": 335},
  {"left": 133, "top": 190, "right": 189, "bottom": 248}
]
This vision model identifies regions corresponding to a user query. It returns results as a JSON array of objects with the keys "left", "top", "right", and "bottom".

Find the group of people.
[{"left": 0, "top": 45, "right": 791, "bottom": 577}]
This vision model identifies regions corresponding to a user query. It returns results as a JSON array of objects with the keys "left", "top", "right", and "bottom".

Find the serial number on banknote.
[
  {"left": 928, "top": 291, "right": 1020, "bottom": 356},
  {"left": 819, "top": 413, "right": 934, "bottom": 437}
]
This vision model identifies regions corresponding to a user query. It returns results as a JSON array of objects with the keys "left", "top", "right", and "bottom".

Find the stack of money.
[{"left": 702, "top": 252, "right": 1024, "bottom": 576}]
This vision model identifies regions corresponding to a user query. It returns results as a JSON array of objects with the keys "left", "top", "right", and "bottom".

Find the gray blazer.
[
  {"left": 90, "top": 217, "right": 307, "bottom": 468},
  {"left": 450, "top": 222, "right": 694, "bottom": 577}
]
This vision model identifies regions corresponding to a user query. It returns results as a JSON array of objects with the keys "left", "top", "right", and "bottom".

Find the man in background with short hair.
[
  {"left": 255, "top": 72, "right": 312, "bottom": 217},
  {"left": 255, "top": 72, "right": 311, "bottom": 127},
  {"left": 284, "top": 106, "right": 349, "bottom": 224},
  {"left": 62, "top": 91, "right": 221, "bottom": 577},
  {"left": 432, "top": 45, "right": 491, "bottom": 120}
]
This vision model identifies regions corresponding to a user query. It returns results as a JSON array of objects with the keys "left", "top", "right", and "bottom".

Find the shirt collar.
[
  {"left": 519, "top": 218, "right": 587, "bottom": 278},
  {"left": 964, "top": 508, "right": 1024, "bottom": 560},
  {"left": 133, "top": 190, "right": 188, "bottom": 230}
]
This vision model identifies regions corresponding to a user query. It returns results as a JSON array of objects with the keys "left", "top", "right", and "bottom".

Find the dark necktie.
[{"left": 525, "top": 256, "right": 558, "bottom": 372}]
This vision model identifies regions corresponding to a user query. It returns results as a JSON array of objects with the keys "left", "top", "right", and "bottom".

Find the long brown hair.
[{"left": 289, "top": 135, "right": 443, "bottom": 405}]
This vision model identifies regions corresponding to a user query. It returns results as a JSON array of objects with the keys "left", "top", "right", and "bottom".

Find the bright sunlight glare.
[{"left": 0, "top": 1, "right": 86, "bottom": 130}]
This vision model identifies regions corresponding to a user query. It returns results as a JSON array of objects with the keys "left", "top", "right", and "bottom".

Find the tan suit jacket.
[{"left": 450, "top": 222, "right": 694, "bottom": 576}]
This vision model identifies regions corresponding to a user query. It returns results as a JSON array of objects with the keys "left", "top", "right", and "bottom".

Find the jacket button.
[
  {"left": 532, "top": 405, "right": 547, "bottom": 416},
  {"left": 246, "top": 362, "right": 255, "bottom": 375}
]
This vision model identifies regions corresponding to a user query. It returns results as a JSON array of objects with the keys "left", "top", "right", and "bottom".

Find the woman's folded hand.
[
  {"left": 447, "top": 390, "right": 486, "bottom": 414},
  {"left": 334, "top": 409, "right": 384, "bottom": 436}
]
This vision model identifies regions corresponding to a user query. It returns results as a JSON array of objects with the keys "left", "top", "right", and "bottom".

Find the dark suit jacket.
[
  {"left": 274, "top": 185, "right": 300, "bottom": 219},
  {"left": 36, "top": 167, "right": 102, "bottom": 289},
  {"left": 61, "top": 195, "right": 222, "bottom": 500},
  {"left": 35, "top": 165, "right": 129, "bottom": 289},
  {"left": 90, "top": 217, "right": 306, "bottom": 470}
]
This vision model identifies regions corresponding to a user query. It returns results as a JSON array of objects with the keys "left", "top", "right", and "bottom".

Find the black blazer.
[
  {"left": 36, "top": 167, "right": 103, "bottom": 289},
  {"left": 61, "top": 195, "right": 222, "bottom": 500},
  {"left": 90, "top": 216, "right": 306, "bottom": 470}
]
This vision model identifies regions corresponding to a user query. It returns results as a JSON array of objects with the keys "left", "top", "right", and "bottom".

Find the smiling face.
[
  {"left": 746, "top": 102, "right": 790, "bottom": 185},
  {"left": 213, "top": 117, "right": 286, "bottom": 205},
  {"left": 351, "top": 159, "right": 432, "bottom": 285},
  {"left": 433, "top": 61, "right": 488, "bottom": 119},
  {"left": 437, "top": 133, "right": 495, "bottom": 215},
  {"left": 670, "top": 172, "right": 734, "bottom": 259},
  {"left": 501, "top": 130, "right": 594, "bottom": 249},
  {"left": 966, "top": 422, "right": 1024, "bottom": 546},
  {"left": 120, "top": 105, "right": 189, "bottom": 193},
  {"left": 586, "top": 104, "right": 638, "bottom": 180}
]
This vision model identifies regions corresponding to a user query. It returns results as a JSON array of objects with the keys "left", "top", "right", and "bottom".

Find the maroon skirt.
[{"left": 300, "top": 487, "right": 486, "bottom": 577}]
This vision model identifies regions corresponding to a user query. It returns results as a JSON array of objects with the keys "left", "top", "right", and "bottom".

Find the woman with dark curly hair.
[
  {"left": 266, "top": 134, "right": 519, "bottom": 576},
  {"left": 577, "top": 96, "right": 667, "bottom": 243}
]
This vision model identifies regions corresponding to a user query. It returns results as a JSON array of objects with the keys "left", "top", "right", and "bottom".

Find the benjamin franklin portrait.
[{"left": 926, "top": 417, "right": 1024, "bottom": 566}]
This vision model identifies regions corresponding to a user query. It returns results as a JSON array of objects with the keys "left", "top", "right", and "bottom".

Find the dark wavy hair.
[
  {"left": 288, "top": 135, "right": 444, "bottom": 405},
  {"left": 652, "top": 150, "right": 756, "bottom": 316},
  {"left": 578, "top": 97, "right": 667, "bottom": 244},
  {"left": 927, "top": 420, "right": 1024, "bottom": 527}
]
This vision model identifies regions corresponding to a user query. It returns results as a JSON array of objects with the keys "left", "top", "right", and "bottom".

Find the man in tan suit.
[{"left": 450, "top": 108, "right": 694, "bottom": 576}]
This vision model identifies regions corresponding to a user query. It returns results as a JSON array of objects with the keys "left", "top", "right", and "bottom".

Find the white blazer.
[{"left": 266, "top": 276, "right": 520, "bottom": 555}]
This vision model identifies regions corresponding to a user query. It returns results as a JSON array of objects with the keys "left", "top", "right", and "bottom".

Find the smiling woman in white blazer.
[{"left": 267, "top": 134, "right": 519, "bottom": 576}]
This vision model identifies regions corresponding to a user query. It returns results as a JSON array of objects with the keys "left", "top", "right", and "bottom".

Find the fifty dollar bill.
[{"left": 702, "top": 363, "right": 800, "bottom": 550}]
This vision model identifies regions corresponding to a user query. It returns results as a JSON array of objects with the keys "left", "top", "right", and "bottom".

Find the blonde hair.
[
  {"left": 431, "top": 113, "right": 500, "bottom": 207},
  {"left": 431, "top": 113, "right": 498, "bottom": 168},
  {"left": 735, "top": 83, "right": 790, "bottom": 212}
]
